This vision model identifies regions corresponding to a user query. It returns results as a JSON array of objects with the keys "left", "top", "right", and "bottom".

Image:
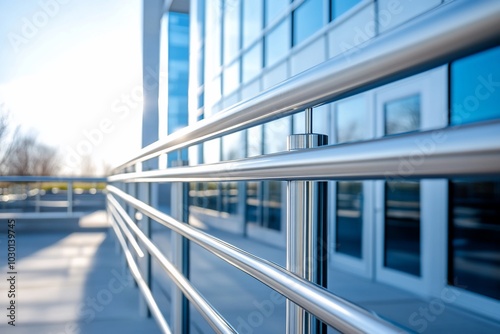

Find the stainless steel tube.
[
  {"left": 107, "top": 186, "right": 405, "bottom": 333},
  {"left": 108, "top": 120, "right": 500, "bottom": 183},
  {"left": 114, "top": 0, "right": 500, "bottom": 171},
  {"left": 107, "top": 195, "right": 237, "bottom": 334},
  {"left": 109, "top": 203, "right": 172, "bottom": 334}
]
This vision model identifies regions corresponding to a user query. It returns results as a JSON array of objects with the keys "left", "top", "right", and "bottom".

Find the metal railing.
[
  {"left": 0, "top": 176, "right": 106, "bottom": 218},
  {"left": 107, "top": 1, "right": 500, "bottom": 333}
]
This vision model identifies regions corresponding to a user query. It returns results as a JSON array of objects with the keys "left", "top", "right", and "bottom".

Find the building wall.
[{"left": 184, "top": 0, "right": 500, "bottom": 321}]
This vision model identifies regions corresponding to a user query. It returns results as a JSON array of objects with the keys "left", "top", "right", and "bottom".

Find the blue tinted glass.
[
  {"left": 449, "top": 180, "right": 500, "bottom": 300},
  {"left": 223, "top": 0, "right": 240, "bottom": 63},
  {"left": 167, "top": 13, "right": 189, "bottom": 134},
  {"left": 243, "top": 0, "right": 263, "bottom": 48},
  {"left": 385, "top": 181, "right": 421, "bottom": 276},
  {"left": 331, "top": 0, "right": 361, "bottom": 19},
  {"left": 336, "top": 181, "right": 363, "bottom": 258},
  {"left": 223, "top": 60, "right": 240, "bottom": 96},
  {"left": 265, "top": 0, "right": 289, "bottom": 26},
  {"left": 336, "top": 96, "right": 370, "bottom": 143},
  {"left": 265, "top": 18, "right": 290, "bottom": 67},
  {"left": 451, "top": 46, "right": 500, "bottom": 125},
  {"left": 385, "top": 95, "right": 420, "bottom": 135},
  {"left": 242, "top": 42, "right": 262, "bottom": 83},
  {"left": 293, "top": 0, "right": 323, "bottom": 46}
]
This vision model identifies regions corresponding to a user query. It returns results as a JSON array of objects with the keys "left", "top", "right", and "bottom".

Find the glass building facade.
[{"left": 176, "top": 0, "right": 500, "bottom": 323}]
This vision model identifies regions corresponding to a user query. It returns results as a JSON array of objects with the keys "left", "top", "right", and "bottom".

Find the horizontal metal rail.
[
  {"left": 107, "top": 185, "right": 405, "bottom": 334},
  {"left": 0, "top": 176, "right": 106, "bottom": 183},
  {"left": 108, "top": 202, "right": 171, "bottom": 334},
  {"left": 109, "top": 120, "right": 500, "bottom": 183},
  {"left": 107, "top": 195, "right": 237, "bottom": 334},
  {"left": 114, "top": 0, "right": 500, "bottom": 172}
]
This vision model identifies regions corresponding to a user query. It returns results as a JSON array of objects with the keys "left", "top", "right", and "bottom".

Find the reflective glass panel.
[
  {"left": 449, "top": 180, "right": 500, "bottom": 300},
  {"left": 263, "top": 181, "right": 283, "bottom": 231},
  {"left": 331, "top": 0, "right": 361, "bottom": 20},
  {"left": 223, "top": 60, "right": 240, "bottom": 96},
  {"left": 336, "top": 181, "right": 363, "bottom": 258},
  {"left": 223, "top": 0, "right": 240, "bottom": 63},
  {"left": 336, "top": 96, "right": 369, "bottom": 143},
  {"left": 222, "top": 131, "right": 243, "bottom": 160},
  {"left": 265, "top": 18, "right": 290, "bottom": 68},
  {"left": 265, "top": 0, "right": 289, "bottom": 26},
  {"left": 450, "top": 46, "right": 500, "bottom": 125},
  {"left": 293, "top": 0, "right": 323, "bottom": 46},
  {"left": 243, "top": 0, "right": 263, "bottom": 48},
  {"left": 264, "top": 117, "right": 291, "bottom": 154},
  {"left": 385, "top": 94, "right": 420, "bottom": 135},
  {"left": 385, "top": 181, "right": 421, "bottom": 276},
  {"left": 242, "top": 42, "right": 263, "bottom": 83},
  {"left": 246, "top": 182, "right": 261, "bottom": 224},
  {"left": 247, "top": 125, "right": 263, "bottom": 157}
]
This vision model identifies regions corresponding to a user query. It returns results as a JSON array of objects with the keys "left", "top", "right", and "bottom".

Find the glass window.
[
  {"left": 242, "top": 42, "right": 263, "bottom": 83},
  {"left": 221, "top": 182, "right": 239, "bottom": 215},
  {"left": 336, "top": 96, "right": 370, "bottom": 143},
  {"left": 293, "top": 105, "right": 330, "bottom": 135},
  {"left": 222, "top": 131, "right": 243, "bottom": 160},
  {"left": 223, "top": 60, "right": 240, "bottom": 96},
  {"left": 336, "top": 181, "right": 363, "bottom": 258},
  {"left": 385, "top": 94, "right": 420, "bottom": 135},
  {"left": 247, "top": 125, "right": 263, "bottom": 157},
  {"left": 331, "top": 0, "right": 361, "bottom": 20},
  {"left": 263, "top": 181, "right": 283, "bottom": 231},
  {"left": 265, "top": 18, "right": 290, "bottom": 68},
  {"left": 246, "top": 182, "right": 261, "bottom": 224},
  {"left": 197, "top": 47, "right": 205, "bottom": 88},
  {"left": 223, "top": 0, "right": 240, "bottom": 64},
  {"left": 264, "top": 117, "right": 291, "bottom": 154},
  {"left": 265, "top": 0, "right": 289, "bottom": 26},
  {"left": 243, "top": 0, "right": 263, "bottom": 48},
  {"left": 293, "top": 0, "right": 323, "bottom": 46},
  {"left": 449, "top": 180, "right": 500, "bottom": 300},
  {"left": 206, "top": 0, "right": 222, "bottom": 68},
  {"left": 385, "top": 181, "right": 421, "bottom": 276},
  {"left": 196, "top": 0, "right": 205, "bottom": 43},
  {"left": 450, "top": 46, "right": 500, "bottom": 126}
]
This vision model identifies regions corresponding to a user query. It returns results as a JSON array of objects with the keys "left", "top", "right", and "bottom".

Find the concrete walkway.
[{"left": 0, "top": 212, "right": 161, "bottom": 334}]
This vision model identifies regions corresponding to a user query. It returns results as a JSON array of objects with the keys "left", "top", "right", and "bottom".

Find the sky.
[{"left": 0, "top": 0, "right": 143, "bottom": 175}]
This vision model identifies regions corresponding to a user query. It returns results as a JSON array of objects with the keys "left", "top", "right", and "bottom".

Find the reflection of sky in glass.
[
  {"left": 223, "top": 131, "right": 244, "bottom": 160},
  {"left": 385, "top": 95, "right": 420, "bottom": 135},
  {"left": 451, "top": 46, "right": 500, "bottom": 126},
  {"left": 242, "top": 0, "right": 263, "bottom": 48},
  {"left": 247, "top": 125, "right": 263, "bottom": 157},
  {"left": 265, "top": 18, "right": 290, "bottom": 67},
  {"left": 223, "top": 60, "right": 240, "bottom": 96},
  {"left": 223, "top": 0, "right": 240, "bottom": 63},
  {"left": 293, "top": 0, "right": 323, "bottom": 46},
  {"left": 336, "top": 96, "right": 369, "bottom": 143},
  {"left": 265, "top": 0, "right": 289, "bottom": 26},
  {"left": 242, "top": 42, "right": 262, "bottom": 83},
  {"left": 331, "top": 0, "right": 361, "bottom": 19},
  {"left": 264, "top": 117, "right": 290, "bottom": 154}
]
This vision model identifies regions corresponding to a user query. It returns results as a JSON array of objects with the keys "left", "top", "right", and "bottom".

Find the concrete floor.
[{"left": 0, "top": 213, "right": 161, "bottom": 334}]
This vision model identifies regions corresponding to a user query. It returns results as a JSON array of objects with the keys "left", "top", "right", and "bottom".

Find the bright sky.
[{"left": 0, "top": 0, "right": 143, "bottom": 175}]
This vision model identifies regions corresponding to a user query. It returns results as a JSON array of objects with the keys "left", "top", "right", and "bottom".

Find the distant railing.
[
  {"left": 107, "top": 1, "right": 500, "bottom": 334},
  {"left": 0, "top": 176, "right": 106, "bottom": 218}
]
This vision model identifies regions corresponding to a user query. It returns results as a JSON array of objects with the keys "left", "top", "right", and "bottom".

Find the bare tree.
[
  {"left": 79, "top": 154, "right": 97, "bottom": 176},
  {"left": 1, "top": 106, "right": 62, "bottom": 176}
]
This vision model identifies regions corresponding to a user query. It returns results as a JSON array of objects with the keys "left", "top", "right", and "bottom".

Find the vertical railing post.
[
  {"left": 67, "top": 181, "right": 73, "bottom": 215},
  {"left": 35, "top": 182, "right": 41, "bottom": 213},
  {"left": 138, "top": 181, "right": 152, "bottom": 318},
  {"left": 286, "top": 108, "right": 328, "bottom": 334},
  {"left": 171, "top": 159, "right": 190, "bottom": 334}
]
